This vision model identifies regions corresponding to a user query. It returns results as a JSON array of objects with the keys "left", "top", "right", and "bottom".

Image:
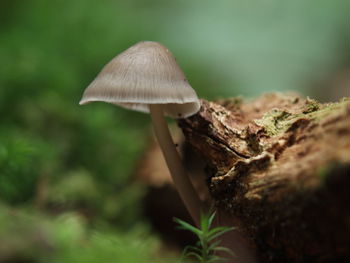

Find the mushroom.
[{"left": 79, "top": 41, "right": 203, "bottom": 225}]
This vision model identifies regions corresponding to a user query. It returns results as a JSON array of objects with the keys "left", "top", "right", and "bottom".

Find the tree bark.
[{"left": 178, "top": 93, "right": 350, "bottom": 263}]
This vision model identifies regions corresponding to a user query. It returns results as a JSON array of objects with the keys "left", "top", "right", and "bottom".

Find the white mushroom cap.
[{"left": 79, "top": 41, "right": 200, "bottom": 118}]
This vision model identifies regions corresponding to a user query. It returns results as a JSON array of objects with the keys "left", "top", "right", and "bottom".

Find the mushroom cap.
[{"left": 79, "top": 41, "right": 200, "bottom": 118}]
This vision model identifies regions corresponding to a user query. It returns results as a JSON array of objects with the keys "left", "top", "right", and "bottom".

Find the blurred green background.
[{"left": 1, "top": 0, "right": 350, "bottom": 262}]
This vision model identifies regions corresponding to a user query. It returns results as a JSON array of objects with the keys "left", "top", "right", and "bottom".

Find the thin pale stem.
[{"left": 149, "top": 104, "right": 203, "bottom": 226}]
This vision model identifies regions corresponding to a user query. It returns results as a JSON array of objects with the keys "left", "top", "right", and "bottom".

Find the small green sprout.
[{"left": 174, "top": 212, "right": 235, "bottom": 263}]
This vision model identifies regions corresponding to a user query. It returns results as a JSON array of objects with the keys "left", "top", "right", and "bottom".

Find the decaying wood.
[{"left": 178, "top": 93, "right": 350, "bottom": 263}]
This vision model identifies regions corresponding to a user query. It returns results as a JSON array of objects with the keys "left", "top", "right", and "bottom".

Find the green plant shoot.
[{"left": 174, "top": 212, "right": 235, "bottom": 263}]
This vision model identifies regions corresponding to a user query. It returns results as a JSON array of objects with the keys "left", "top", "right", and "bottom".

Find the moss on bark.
[{"left": 178, "top": 93, "right": 350, "bottom": 263}]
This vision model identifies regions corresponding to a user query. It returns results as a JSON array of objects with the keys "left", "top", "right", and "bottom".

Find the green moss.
[
  {"left": 254, "top": 109, "right": 291, "bottom": 136},
  {"left": 302, "top": 97, "right": 320, "bottom": 114},
  {"left": 254, "top": 98, "right": 349, "bottom": 137},
  {"left": 305, "top": 100, "right": 345, "bottom": 122}
]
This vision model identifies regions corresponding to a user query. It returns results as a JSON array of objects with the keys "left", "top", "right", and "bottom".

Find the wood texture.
[{"left": 178, "top": 93, "right": 350, "bottom": 262}]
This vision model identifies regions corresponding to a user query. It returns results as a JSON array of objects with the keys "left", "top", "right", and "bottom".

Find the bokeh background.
[{"left": 1, "top": 0, "right": 350, "bottom": 262}]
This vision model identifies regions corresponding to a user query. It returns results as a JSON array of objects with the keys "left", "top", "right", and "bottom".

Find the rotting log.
[{"left": 178, "top": 93, "right": 350, "bottom": 263}]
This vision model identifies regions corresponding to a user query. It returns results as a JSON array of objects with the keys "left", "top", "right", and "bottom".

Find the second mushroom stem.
[{"left": 149, "top": 104, "right": 203, "bottom": 226}]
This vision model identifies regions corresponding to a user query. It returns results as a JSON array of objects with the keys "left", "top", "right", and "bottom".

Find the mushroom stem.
[{"left": 149, "top": 104, "right": 203, "bottom": 226}]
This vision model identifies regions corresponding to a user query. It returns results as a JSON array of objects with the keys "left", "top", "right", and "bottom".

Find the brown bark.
[{"left": 178, "top": 93, "right": 350, "bottom": 263}]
